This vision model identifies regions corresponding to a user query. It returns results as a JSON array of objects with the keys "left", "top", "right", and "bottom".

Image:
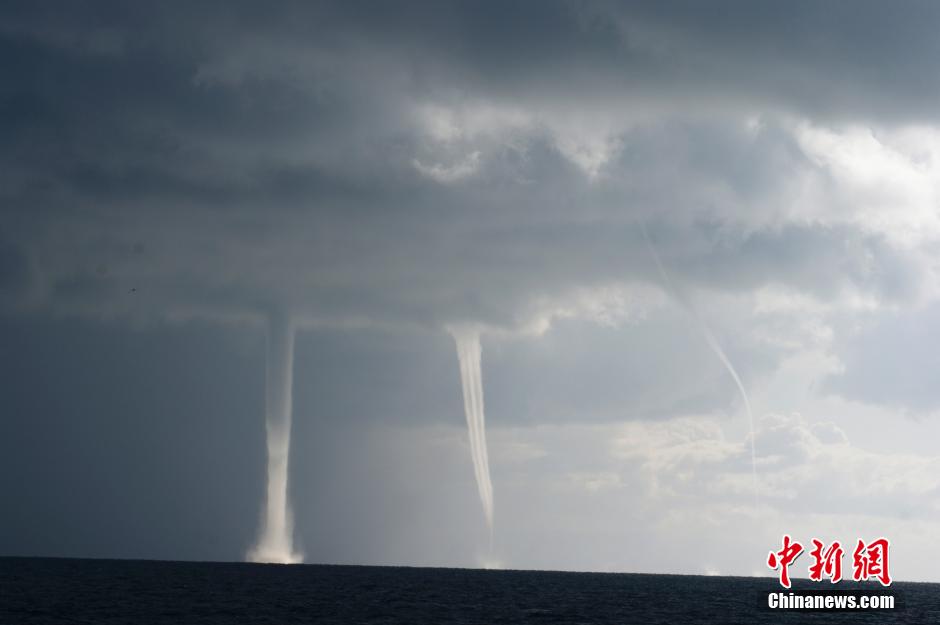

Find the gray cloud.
[
  {"left": 2, "top": 1, "right": 935, "bottom": 331},
  {"left": 824, "top": 303, "right": 940, "bottom": 414}
]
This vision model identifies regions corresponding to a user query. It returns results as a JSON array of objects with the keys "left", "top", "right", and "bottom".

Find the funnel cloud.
[
  {"left": 640, "top": 223, "right": 759, "bottom": 507},
  {"left": 248, "top": 313, "right": 302, "bottom": 564},
  {"left": 451, "top": 327, "right": 494, "bottom": 533}
]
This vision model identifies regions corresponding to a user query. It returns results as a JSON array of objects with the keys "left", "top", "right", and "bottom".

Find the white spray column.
[
  {"left": 450, "top": 327, "right": 495, "bottom": 536},
  {"left": 248, "top": 313, "right": 303, "bottom": 564}
]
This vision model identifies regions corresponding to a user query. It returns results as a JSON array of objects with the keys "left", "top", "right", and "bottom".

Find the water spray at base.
[
  {"left": 248, "top": 313, "right": 303, "bottom": 564},
  {"left": 450, "top": 327, "right": 495, "bottom": 539},
  {"left": 639, "top": 222, "right": 760, "bottom": 509}
]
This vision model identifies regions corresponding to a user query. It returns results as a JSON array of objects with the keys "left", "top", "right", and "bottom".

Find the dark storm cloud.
[
  {"left": 0, "top": 0, "right": 931, "bottom": 449},
  {"left": 0, "top": 1, "right": 934, "bottom": 435},
  {"left": 1, "top": 0, "right": 935, "bottom": 329},
  {"left": 155, "top": 0, "right": 940, "bottom": 122}
]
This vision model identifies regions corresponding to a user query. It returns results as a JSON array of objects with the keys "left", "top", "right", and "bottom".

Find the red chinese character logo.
[
  {"left": 852, "top": 538, "right": 891, "bottom": 586},
  {"left": 767, "top": 534, "right": 804, "bottom": 588},
  {"left": 808, "top": 539, "right": 844, "bottom": 583}
]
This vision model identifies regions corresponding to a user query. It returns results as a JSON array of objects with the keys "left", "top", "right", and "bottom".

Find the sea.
[{"left": 1, "top": 557, "right": 936, "bottom": 624}]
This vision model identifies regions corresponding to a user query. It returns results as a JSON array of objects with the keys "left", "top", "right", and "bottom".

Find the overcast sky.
[{"left": 5, "top": 0, "right": 940, "bottom": 581}]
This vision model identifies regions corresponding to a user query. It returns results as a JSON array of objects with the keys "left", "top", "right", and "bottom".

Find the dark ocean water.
[{"left": 0, "top": 557, "right": 935, "bottom": 624}]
